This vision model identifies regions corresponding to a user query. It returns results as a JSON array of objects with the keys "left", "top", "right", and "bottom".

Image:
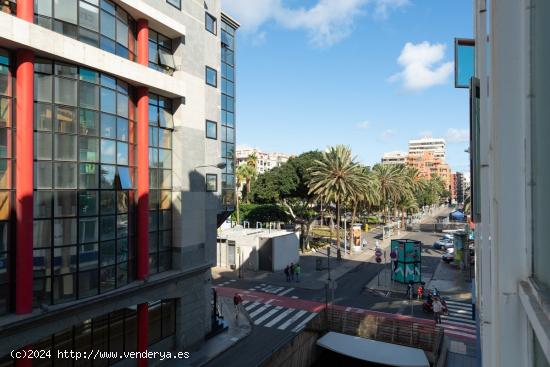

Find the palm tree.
[
  {"left": 235, "top": 164, "right": 255, "bottom": 224},
  {"left": 348, "top": 167, "right": 380, "bottom": 246},
  {"left": 372, "top": 164, "right": 407, "bottom": 221},
  {"left": 308, "top": 145, "right": 368, "bottom": 260}
]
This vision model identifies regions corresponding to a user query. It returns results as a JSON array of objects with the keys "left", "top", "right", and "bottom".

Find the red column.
[
  {"left": 15, "top": 50, "right": 34, "bottom": 315},
  {"left": 137, "top": 303, "right": 149, "bottom": 367},
  {"left": 136, "top": 18, "right": 150, "bottom": 367},
  {"left": 136, "top": 87, "right": 149, "bottom": 280},
  {"left": 15, "top": 2, "right": 34, "bottom": 367}
]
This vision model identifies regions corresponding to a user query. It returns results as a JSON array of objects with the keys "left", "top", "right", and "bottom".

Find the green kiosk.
[{"left": 390, "top": 239, "right": 422, "bottom": 283}]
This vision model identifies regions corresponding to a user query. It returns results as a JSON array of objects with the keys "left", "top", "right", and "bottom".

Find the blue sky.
[{"left": 221, "top": 0, "right": 473, "bottom": 173}]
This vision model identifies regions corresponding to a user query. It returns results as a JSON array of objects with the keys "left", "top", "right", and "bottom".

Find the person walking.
[
  {"left": 417, "top": 284, "right": 424, "bottom": 300},
  {"left": 406, "top": 281, "right": 413, "bottom": 300},
  {"left": 295, "top": 263, "right": 301, "bottom": 283},
  {"left": 284, "top": 265, "right": 290, "bottom": 282},
  {"left": 432, "top": 297, "right": 443, "bottom": 324},
  {"left": 290, "top": 262, "right": 295, "bottom": 282},
  {"left": 233, "top": 293, "right": 242, "bottom": 319}
]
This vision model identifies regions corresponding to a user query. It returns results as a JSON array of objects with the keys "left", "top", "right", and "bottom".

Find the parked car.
[
  {"left": 442, "top": 251, "right": 454, "bottom": 263},
  {"left": 433, "top": 238, "right": 453, "bottom": 250}
]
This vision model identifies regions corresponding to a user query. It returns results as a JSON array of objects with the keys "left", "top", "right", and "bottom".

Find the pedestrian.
[
  {"left": 233, "top": 293, "right": 242, "bottom": 319},
  {"left": 406, "top": 281, "right": 413, "bottom": 300},
  {"left": 417, "top": 284, "right": 424, "bottom": 300},
  {"left": 284, "top": 265, "right": 290, "bottom": 282},
  {"left": 295, "top": 263, "right": 301, "bottom": 283},
  {"left": 432, "top": 297, "right": 443, "bottom": 324},
  {"left": 290, "top": 262, "right": 295, "bottom": 281}
]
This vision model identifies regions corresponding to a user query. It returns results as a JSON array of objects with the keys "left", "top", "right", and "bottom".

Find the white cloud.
[
  {"left": 357, "top": 120, "right": 371, "bottom": 129},
  {"left": 374, "top": 0, "right": 410, "bottom": 19},
  {"left": 222, "top": 0, "right": 408, "bottom": 47},
  {"left": 380, "top": 129, "right": 396, "bottom": 140},
  {"left": 389, "top": 41, "right": 453, "bottom": 91},
  {"left": 445, "top": 128, "right": 469, "bottom": 143}
]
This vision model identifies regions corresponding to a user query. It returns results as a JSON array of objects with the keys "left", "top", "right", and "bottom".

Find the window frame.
[
  {"left": 205, "top": 66, "right": 217, "bottom": 88},
  {"left": 166, "top": 0, "right": 181, "bottom": 10},
  {"left": 205, "top": 120, "right": 217, "bottom": 140},
  {"left": 205, "top": 174, "right": 217, "bottom": 192},
  {"left": 205, "top": 12, "right": 217, "bottom": 35}
]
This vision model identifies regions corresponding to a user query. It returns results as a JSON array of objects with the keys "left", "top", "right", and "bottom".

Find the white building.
[
  {"left": 381, "top": 151, "right": 407, "bottom": 165},
  {"left": 236, "top": 145, "right": 290, "bottom": 174},
  {"left": 408, "top": 137, "right": 446, "bottom": 160},
  {"left": 471, "top": 1, "right": 550, "bottom": 366}
]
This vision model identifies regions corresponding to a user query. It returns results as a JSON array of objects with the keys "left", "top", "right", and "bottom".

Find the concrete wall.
[{"left": 271, "top": 233, "right": 300, "bottom": 271}]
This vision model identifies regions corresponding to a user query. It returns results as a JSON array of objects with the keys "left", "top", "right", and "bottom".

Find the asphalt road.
[{"left": 207, "top": 230, "right": 450, "bottom": 367}]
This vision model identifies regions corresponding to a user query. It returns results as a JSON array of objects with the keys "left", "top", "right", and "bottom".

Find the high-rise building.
[
  {"left": 236, "top": 146, "right": 290, "bottom": 175},
  {"left": 406, "top": 151, "right": 452, "bottom": 189},
  {"left": 380, "top": 151, "right": 407, "bottom": 165},
  {"left": 0, "top": 0, "right": 238, "bottom": 363},
  {"left": 408, "top": 137, "right": 446, "bottom": 160},
  {"left": 468, "top": 1, "right": 550, "bottom": 366}
]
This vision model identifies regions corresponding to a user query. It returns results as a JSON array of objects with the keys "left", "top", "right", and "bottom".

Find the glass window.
[
  {"left": 35, "top": 74, "right": 53, "bottom": 103},
  {"left": 35, "top": 161, "right": 53, "bottom": 189},
  {"left": 79, "top": 137, "right": 99, "bottom": 162},
  {"left": 166, "top": 0, "right": 180, "bottom": 9},
  {"left": 35, "top": 103, "right": 53, "bottom": 131},
  {"left": 205, "top": 13, "right": 217, "bottom": 35},
  {"left": 80, "top": 68, "right": 99, "bottom": 84},
  {"left": 116, "top": 93, "right": 128, "bottom": 118},
  {"left": 100, "top": 88, "right": 116, "bottom": 114},
  {"left": 55, "top": 106, "right": 77, "bottom": 133},
  {"left": 116, "top": 19, "right": 128, "bottom": 48},
  {"left": 100, "top": 217, "right": 115, "bottom": 241},
  {"left": 158, "top": 49, "right": 175, "bottom": 69},
  {"left": 100, "top": 191, "right": 115, "bottom": 214},
  {"left": 117, "top": 118, "right": 128, "bottom": 141},
  {"left": 35, "top": 191, "right": 52, "bottom": 219},
  {"left": 80, "top": 109, "right": 99, "bottom": 136},
  {"left": 54, "top": 0, "right": 78, "bottom": 24},
  {"left": 206, "top": 66, "right": 217, "bottom": 87},
  {"left": 100, "top": 10, "right": 115, "bottom": 38},
  {"left": 79, "top": 1, "right": 99, "bottom": 31},
  {"left": 79, "top": 191, "right": 98, "bottom": 216},
  {"left": 55, "top": 77, "right": 77, "bottom": 106},
  {"left": 55, "top": 63, "right": 78, "bottom": 79},
  {"left": 117, "top": 142, "right": 128, "bottom": 165},
  {"left": 79, "top": 163, "right": 99, "bottom": 189},
  {"left": 55, "top": 134, "right": 77, "bottom": 161},
  {"left": 100, "top": 139, "right": 116, "bottom": 164},
  {"left": 80, "top": 82, "right": 99, "bottom": 110},
  {"left": 100, "top": 113, "right": 116, "bottom": 138},
  {"left": 79, "top": 217, "right": 98, "bottom": 243},
  {"left": 35, "top": 132, "right": 53, "bottom": 160},
  {"left": 53, "top": 218, "right": 77, "bottom": 246},
  {"left": 206, "top": 120, "right": 217, "bottom": 139},
  {"left": 33, "top": 220, "right": 52, "bottom": 248},
  {"left": 206, "top": 174, "right": 217, "bottom": 192},
  {"left": 36, "top": 0, "right": 53, "bottom": 17},
  {"left": 100, "top": 164, "right": 116, "bottom": 188},
  {"left": 54, "top": 191, "right": 77, "bottom": 217},
  {"left": 54, "top": 162, "right": 77, "bottom": 189}
]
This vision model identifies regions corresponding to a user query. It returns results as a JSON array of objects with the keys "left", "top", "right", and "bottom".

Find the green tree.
[
  {"left": 235, "top": 164, "right": 256, "bottom": 224},
  {"left": 308, "top": 145, "right": 368, "bottom": 260}
]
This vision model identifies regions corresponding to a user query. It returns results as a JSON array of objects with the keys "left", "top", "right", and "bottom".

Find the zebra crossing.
[
  {"left": 441, "top": 300, "right": 477, "bottom": 340},
  {"left": 248, "top": 284, "right": 296, "bottom": 297},
  {"left": 241, "top": 300, "right": 317, "bottom": 333}
]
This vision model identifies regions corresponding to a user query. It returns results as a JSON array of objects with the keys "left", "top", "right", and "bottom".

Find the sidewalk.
[
  {"left": 213, "top": 227, "right": 411, "bottom": 290},
  {"left": 162, "top": 297, "right": 251, "bottom": 367}
]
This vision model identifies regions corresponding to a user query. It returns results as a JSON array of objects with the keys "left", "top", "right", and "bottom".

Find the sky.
[{"left": 221, "top": 0, "right": 473, "bottom": 173}]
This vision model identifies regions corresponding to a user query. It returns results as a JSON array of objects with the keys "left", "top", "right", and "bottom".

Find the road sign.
[
  {"left": 376, "top": 257, "right": 382, "bottom": 263},
  {"left": 375, "top": 249, "right": 382, "bottom": 257}
]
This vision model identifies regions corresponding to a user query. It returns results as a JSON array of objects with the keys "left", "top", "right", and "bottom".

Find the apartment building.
[
  {"left": 380, "top": 151, "right": 407, "bottom": 165},
  {"left": 468, "top": 1, "right": 550, "bottom": 366},
  {"left": 235, "top": 146, "right": 290, "bottom": 174},
  {"left": 0, "top": 0, "right": 238, "bottom": 365},
  {"left": 408, "top": 137, "right": 446, "bottom": 160},
  {"left": 406, "top": 151, "right": 452, "bottom": 189}
]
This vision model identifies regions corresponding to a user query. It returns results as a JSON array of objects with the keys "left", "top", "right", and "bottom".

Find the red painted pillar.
[
  {"left": 137, "top": 303, "right": 149, "bottom": 367},
  {"left": 15, "top": 49, "right": 34, "bottom": 316},
  {"left": 136, "top": 18, "right": 150, "bottom": 367},
  {"left": 15, "top": 2, "right": 34, "bottom": 367}
]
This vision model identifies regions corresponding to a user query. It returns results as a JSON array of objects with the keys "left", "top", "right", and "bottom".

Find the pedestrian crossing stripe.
[
  {"left": 277, "top": 310, "right": 308, "bottom": 330},
  {"left": 291, "top": 313, "right": 318, "bottom": 333},
  {"left": 249, "top": 305, "right": 271, "bottom": 318},
  {"left": 245, "top": 302, "right": 261, "bottom": 311},
  {"left": 254, "top": 306, "right": 283, "bottom": 325},
  {"left": 440, "top": 300, "right": 477, "bottom": 339},
  {"left": 277, "top": 288, "right": 295, "bottom": 296},
  {"left": 264, "top": 308, "right": 295, "bottom": 328}
]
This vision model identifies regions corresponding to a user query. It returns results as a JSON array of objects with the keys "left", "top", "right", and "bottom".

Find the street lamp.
[{"left": 194, "top": 162, "right": 227, "bottom": 170}]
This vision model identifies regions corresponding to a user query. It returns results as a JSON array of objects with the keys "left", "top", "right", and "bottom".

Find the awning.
[{"left": 316, "top": 332, "right": 430, "bottom": 367}]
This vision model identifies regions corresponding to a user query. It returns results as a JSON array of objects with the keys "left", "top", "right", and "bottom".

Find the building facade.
[
  {"left": 470, "top": 1, "right": 550, "bottom": 366},
  {"left": 408, "top": 137, "right": 446, "bottom": 160},
  {"left": 380, "top": 151, "right": 407, "bottom": 165},
  {"left": 0, "top": 0, "right": 237, "bottom": 365},
  {"left": 235, "top": 146, "right": 290, "bottom": 175},
  {"left": 406, "top": 151, "right": 452, "bottom": 189}
]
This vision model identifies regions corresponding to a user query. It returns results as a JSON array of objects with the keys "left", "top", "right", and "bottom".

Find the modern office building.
[
  {"left": 408, "top": 137, "right": 446, "bottom": 160},
  {"left": 0, "top": 0, "right": 238, "bottom": 365},
  {"left": 235, "top": 146, "right": 290, "bottom": 175},
  {"left": 380, "top": 151, "right": 407, "bottom": 165},
  {"left": 468, "top": 1, "right": 550, "bottom": 366}
]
